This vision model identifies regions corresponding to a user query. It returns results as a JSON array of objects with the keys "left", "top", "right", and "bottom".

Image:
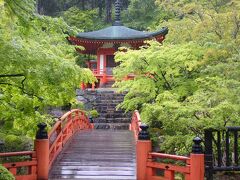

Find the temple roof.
[
  {"left": 76, "top": 0, "right": 168, "bottom": 41},
  {"left": 76, "top": 26, "right": 168, "bottom": 41},
  {"left": 71, "top": 0, "right": 168, "bottom": 54}
]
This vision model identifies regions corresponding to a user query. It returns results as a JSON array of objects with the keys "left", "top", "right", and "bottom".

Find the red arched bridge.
[{"left": 0, "top": 109, "right": 205, "bottom": 180}]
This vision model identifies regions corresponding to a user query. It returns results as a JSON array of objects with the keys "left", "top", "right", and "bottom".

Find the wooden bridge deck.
[{"left": 49, "top": 130, "right": 136, "bottom": 180}]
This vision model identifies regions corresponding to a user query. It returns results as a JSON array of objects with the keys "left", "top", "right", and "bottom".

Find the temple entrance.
[
  {"left": 106, "top": 55, "right": 118, "bottom": 75},
  {"left": 70, "top": 0, "right": 168, "bottom": 88}
]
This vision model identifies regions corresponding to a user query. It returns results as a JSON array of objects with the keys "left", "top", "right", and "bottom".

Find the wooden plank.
[
  {"left": 50, "top": 170, "right": 135, "bottom": 176},
  {"left": 50, "top": 175, "right": 136, "bottom": 180},
  {"left": 49, "top": 130, "right": 136, "bottom": 180}
]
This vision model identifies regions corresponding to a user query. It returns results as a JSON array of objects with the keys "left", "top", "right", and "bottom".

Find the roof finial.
[{"left": 113, "top": 0, "right": 122, "bottom": 26}]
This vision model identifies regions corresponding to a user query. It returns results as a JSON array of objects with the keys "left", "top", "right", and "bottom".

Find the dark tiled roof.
[{"left": 76, "top": 26, "right": 168, "bottom": 40}]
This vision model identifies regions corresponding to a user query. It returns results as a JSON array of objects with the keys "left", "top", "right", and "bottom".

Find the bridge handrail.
[
  {"left": 147, "top": 152, "right": 191, "bottom": 178},
  {"left": 0, "top": 151, "right": 37, "bottom": 180},
  {"left": 48, "top": 109, "right": 93, "bottom": 167},
  {"left": 131, "top": 110, "right": 204, "bottom": 180},
  {"left": 149, "top": 152, "right": 191, "bottom": 162},
  {"left": 129, "top": 110, "right": 142, "bottom": 140},
  {"left": 0, "top": 151, "right": 35, "bottom": 157},
  {"left": 0, "top": 109, "right": 93, "bottom": 180}
]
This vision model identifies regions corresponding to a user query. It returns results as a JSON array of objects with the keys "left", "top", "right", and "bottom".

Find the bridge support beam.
[{"left": 35, "top": 123, "right": 49, "bottom": 180}]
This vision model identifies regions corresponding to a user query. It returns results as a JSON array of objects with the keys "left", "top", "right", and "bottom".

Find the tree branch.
[
  {"left": 0, "top": 82, "right": 43, "bottom": 101},
  {"left": 232, "top": 13, "right": 240, "bottom": 39},
  {"left": 194, "top": 112, "right": 200, "bottom": 120},
  {"left": 0, "top": 74, "right": 25, "bottom": 78},
  {"left": 189, "top": 126, "right": 202, "bottom": 136},
  {"left": 160, "top": 71, "right": 172, "bottom": 90}
]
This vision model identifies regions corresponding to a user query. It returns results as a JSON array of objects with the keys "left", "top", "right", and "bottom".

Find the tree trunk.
[
  {"left": 37, "top": 0, "right": 45, "bottom": 15},
  {"left": 82, "top": 0, "right": 85, "bottom": 10},
  {"left": 105, "top": 0, "right": 112, "bottom": 23},
  {"left": 98, "top": 0, "right": 103, "bottom": 18},
  {"left": 91, "top": 0, "right": 95, "bottom": 9},
  {"left": 37, "top": 0, "right": 57, "bottom": 16},
  {"left": 122, "top": 0, "right": 129, "bottom": 9}
]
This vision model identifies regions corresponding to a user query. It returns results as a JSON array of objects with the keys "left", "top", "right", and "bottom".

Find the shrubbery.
[
  {"left": 0, "top": 133, "right": 33, "bottom": 153},
  {"left": 0, "top": 165, "right": 14, "bottom": 180}
]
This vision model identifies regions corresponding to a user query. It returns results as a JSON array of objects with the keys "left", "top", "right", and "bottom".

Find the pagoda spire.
[{"left": 113, "top": 0, "right": 123, "bottom": 26}]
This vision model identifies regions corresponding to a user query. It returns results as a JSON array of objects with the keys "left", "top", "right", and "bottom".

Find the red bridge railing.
[
  {"left": 0, "top": 109, "right": 93, "bottom": 180},
  {"left": 0, "top": 151, "right": 37, "bottom": 180},
  {"left": 48, "top": 109, "right": 93, "bottom": 167},
  {"left": 129, "top": 110, "right": 142, "bottom": 140},
  {"left": 130, "top": 110, "right": 204, "bottom": 180}
]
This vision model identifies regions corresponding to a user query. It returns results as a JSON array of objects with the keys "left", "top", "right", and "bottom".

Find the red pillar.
[
  {"left": 190, "top": 137, "right": 205, "bottom": 180},
  {"left": 35, "top": 123, "right": 49, "bottom": 180},
  {"left": 190, "top": 154, "right": 205, "bottom": 180},
  {"left": 136, "top": 124, "right": 152, "bottom": 180},
  {"left": 103, "top": 68, "right": 107, "bottom": 83},
  {"left": 137, "top": 140, "right": 152, "bottom": 180}
]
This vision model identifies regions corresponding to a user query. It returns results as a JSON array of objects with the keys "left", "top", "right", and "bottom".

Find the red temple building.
[{"left": 69, "top": 0, "right": 168, "bottom": 88}]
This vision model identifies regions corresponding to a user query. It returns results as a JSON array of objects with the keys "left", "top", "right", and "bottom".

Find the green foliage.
[
  {"left": 62, "top": 7, "right": 105, "bottom": 31},
  {"left": 114, "top": 0, "right": 240, "bottom": 155},
  {"left": 71, "top": 100, "right": 84, "bottom": 109},
  {"left": 0, "top": 0, "right": 96, "bottom": 138},
  {"left": 0, "top": 133, "right": 33, "bottom": 153},
  {"left": 0, "top": 165, "right": 14, "bottom": 180},
  {"left": 122, "top": 0, "right": 163, "bottom": 30},
  {"left": 89, "top": 109, "right": 99, "bottom": 118}
]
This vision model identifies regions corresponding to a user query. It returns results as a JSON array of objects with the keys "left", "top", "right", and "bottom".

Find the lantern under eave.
[{"left": 69, "top": 0, "right": 168, "bottom": 89}]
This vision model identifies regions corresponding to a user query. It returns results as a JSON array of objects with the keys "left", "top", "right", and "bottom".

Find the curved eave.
[{"left": 76, "top": 26, "right": 168, "bottom": 41}]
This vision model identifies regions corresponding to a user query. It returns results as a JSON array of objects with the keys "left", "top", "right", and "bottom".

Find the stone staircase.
[
  {"left": 91, "top": 90, "right": 131, "bottom": 130},
  {"left": 102, "top": 80, "right": 115, "bottom": 88}
]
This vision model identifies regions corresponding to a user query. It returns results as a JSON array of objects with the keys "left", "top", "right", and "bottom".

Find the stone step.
[
  {"left": 94, "top": 99, "right": 123, "bottom": 102},
  {"left": 92, "top": 118, "right": 131, "bottom": 123},
  {"left": 94, "top": 109, "right": 121, "bottom": 113},
  {"left": 94, "top": 111, "right": 128, "bottom": 116},
  {"left": 93, "top": 105, "right": 121, "bottom": 109},
  {"left": 96, "top": 114, "right": 130, "bottom": 118},
  {"left": 95, "top": 95, "right": 123, "bottom": 98},
  {"left": 102, "top": 81, "right": 115, "bottom": 88},
  {"left": 77, "top": 89, "right": 130, "bottom": 130},
  {"left": 95, "top": 93, "right": 124, "bottom": 96},
  {"left": 94, "top": 123, "right": 130, "bottom": 130},
  {"left": 95, "top": 114, "right": 128, "bottom": 118},
  {"left": 93, "top": 105, "right": 122, "bottom": 108},
  {"left": 94, "top": 100, "right": 123, "bottom": 104}
]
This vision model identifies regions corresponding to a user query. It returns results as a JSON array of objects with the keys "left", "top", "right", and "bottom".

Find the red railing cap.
[
  {"left": 149, "top": 152, "right": 190, "bottom": 161},
  {"left": 0, "top": 151, "right": 35, "bottom": 157}
]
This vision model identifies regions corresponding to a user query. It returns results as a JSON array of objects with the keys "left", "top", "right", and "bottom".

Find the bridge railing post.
[
  {"left": 190, "top": 137, "right": 204, "bottom": 180},
  {"left": 35, "top": 123, "right": 49, "bottom": 180},
  {"left": 88, "top": 115, "right": 95, "bottom": 129},
  {"left": 137, "top": 124, "right": 152, "bottom": 180}
]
